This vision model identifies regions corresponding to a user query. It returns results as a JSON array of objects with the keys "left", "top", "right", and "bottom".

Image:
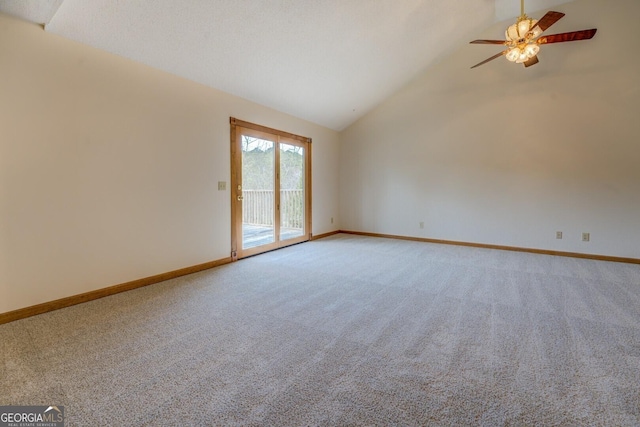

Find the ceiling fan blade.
[
  {"left": 470, "top": 39, "right": 507, "bottom": 45},
  {"left": 470, "top": 50, "right": 509, "bottom": 69},
  {"left": 523, "top": 55, "right": 539, "bottom": 67},
  {"left": 531, "top": 11, "right": 565, "bottom": 34},
  {"left": 538, "top": 29, "right": 597, "bottom": 44}
]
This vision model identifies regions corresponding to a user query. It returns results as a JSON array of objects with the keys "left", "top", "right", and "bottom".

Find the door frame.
[{"left": 230, "top": 117, "right": 312, "bottom": 260}]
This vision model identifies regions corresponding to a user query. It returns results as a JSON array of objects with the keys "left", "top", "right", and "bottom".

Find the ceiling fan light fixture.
[
  {"left": 505, "top": 18, "right": 539, "bottom": 41},
  {"left": 505, "top": 42, "right": 539, "bottom": 64},
  {"left": 503, "top": 16, "right": 542, "bottom": 64}
]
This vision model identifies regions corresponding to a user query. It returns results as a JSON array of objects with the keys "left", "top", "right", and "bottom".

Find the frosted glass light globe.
[
  {"left": 525, "top": 44, "right": 540, "bottom": 57},
  {"left": 506, "top": 48, "right": 521, "bottom": 62},
  {"left": 505, "top": 18, "right": 540, "bottom": 41}
]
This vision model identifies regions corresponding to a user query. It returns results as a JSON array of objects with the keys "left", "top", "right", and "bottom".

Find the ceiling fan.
[{"left": 470, "top": 0, "right": 597, "bottom": 69}]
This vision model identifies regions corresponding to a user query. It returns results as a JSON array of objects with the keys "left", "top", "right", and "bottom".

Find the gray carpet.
[{"left": 1, "top": 234, "right": 639, "bottom": 426}]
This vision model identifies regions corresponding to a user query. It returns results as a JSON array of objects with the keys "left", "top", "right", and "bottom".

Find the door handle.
[{"left": 237, "top": 196, "right": 244, "bottom": 201}]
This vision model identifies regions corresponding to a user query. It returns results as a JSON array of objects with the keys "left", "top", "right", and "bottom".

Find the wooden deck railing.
[{"left": 243, "top": 190, "right": 304, "bottom": 228}]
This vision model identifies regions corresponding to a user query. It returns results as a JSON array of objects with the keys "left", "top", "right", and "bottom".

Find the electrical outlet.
[
  {"left": 582, "top": 232, "right": 590, "bottom": 242},
  {"left": 556, "top": 231, "right": 562, "bottom": 239},
  {"left": 218, "top": 181, "right": 226, "bottom": 191},
  {"left": 419, "top": 221, "right": 424, "bottom": 229}
]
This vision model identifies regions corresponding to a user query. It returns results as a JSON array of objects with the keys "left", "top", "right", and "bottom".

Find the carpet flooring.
[{"left": 1, "top": 234, "right": 639, "bottom": 426}]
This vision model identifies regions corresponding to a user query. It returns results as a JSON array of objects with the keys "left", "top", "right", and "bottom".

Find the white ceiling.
[{"left": 0, "top": 0, "right": 573, "bottom": 130}]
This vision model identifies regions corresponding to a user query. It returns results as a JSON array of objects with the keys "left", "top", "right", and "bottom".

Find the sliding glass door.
[{"left": 230, "top": 118, "right": 311, "bottom": 259}]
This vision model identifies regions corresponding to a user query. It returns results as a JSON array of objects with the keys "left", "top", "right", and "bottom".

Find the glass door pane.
[
  {"left": 242, "top": 135, "right": 275, "bottom": 249},
  {"left": 279, "top": 142, "right": 305, "bottom": 241}
]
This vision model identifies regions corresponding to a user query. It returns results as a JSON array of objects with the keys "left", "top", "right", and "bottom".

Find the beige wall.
[
  {"left": 340, "top": 0, "right": 640, "bottom": 258},
  {"left": 0, "top": 14, "right": 340, "bottom": 313},
  {"left": 3, "top": 0, "right": 639, "bottom": 315}
]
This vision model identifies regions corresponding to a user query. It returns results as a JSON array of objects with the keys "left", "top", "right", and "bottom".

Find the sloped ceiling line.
[
  {"left": 0, "top": 0, "right": 64, "bottom": 25},
  {"left": 0, "top": 0, "right": 574, "bottom": 130}
]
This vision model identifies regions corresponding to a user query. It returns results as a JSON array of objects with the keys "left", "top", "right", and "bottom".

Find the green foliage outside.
[{"left": 242, "top": 137, "right": 304, "bottom": 190}]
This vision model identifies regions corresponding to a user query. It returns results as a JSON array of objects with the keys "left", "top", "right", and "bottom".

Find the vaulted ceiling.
[{"left": 0, "top": 0, "right": 573, "bottom": 130}]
